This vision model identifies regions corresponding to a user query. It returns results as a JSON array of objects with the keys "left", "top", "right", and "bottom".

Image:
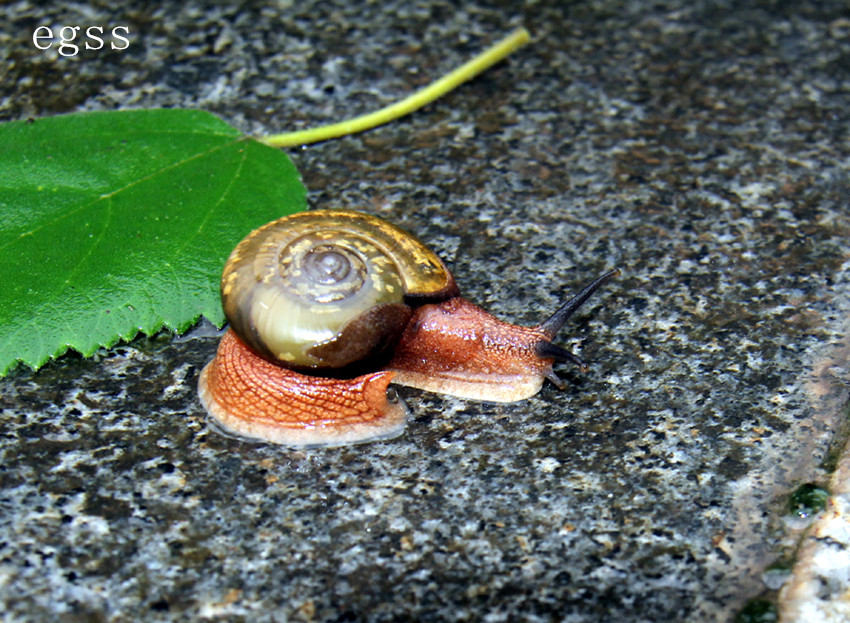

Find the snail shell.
[
  {"left": 198, "top": 209, "right": 619, "bottom": 447},
  {"left": 220, "top": 209, "right": 457, "bottom": 371}
]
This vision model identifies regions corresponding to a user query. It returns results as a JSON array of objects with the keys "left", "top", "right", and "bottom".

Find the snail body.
[
  {"left": 198, "top": 209, "right": 618, "bottom": 446},
  {"left": 199, "top": 329, "right": 407, "bottom": 446}
]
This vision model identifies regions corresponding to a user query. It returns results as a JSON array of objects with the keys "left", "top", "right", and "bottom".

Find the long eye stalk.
[
  {"left": 537, "top": 268, "right": 621, "bottom": 339},
  {"left": 534, "top": 268, "right": 621, "bottom": 377}
]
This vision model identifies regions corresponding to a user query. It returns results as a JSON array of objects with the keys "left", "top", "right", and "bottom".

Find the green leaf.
[{"left": 0, "top": 109, "right": 307, "bottom": 375}]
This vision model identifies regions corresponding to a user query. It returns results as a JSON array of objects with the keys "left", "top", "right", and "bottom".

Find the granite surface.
[{"left": 2, "top": 1, "right": 850, "bottom": 621}]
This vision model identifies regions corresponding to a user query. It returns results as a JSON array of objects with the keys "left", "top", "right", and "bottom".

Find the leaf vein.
[{"left": 2, "top": 136, "right": 249, "bottom": 254}]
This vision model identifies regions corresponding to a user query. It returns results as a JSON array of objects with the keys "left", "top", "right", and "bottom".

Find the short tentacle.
[{"left": 535, "top": 340, "right": 588, "bottom": 371}]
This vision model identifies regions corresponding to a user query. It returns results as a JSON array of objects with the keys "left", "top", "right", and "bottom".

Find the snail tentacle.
[
  {"left": 535, "top": 341, "right": 588, "bottom": 370},
  {"left": 537, "top": 268, "right": 621, "bottom": 339}
]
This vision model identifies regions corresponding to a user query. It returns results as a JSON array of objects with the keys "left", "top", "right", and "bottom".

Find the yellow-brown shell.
[{"left": 220, "top": 209, "right": 458, "bottom": 370}]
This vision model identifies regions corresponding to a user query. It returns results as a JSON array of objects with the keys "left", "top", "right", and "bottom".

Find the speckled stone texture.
[{"left": 2, "top": 1, "right": 850, "bottom": 622}]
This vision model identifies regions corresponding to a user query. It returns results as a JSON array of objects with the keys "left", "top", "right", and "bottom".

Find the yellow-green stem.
[{"left": 261, "top": 27, "right": 530, "bottom": 148}]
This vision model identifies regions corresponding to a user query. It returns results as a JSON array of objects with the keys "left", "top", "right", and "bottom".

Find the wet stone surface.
[{"left": 2, "top": 1, "right": 850, "bottom": 622}]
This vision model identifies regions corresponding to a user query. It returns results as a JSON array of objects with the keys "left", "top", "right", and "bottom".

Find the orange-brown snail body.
[{"left": 198, "top": 209, "right": 619, "bottom": 446}]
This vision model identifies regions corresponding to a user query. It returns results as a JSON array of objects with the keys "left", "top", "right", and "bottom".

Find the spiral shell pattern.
[{"left": 220, "top": 209, "right": 456, "bottom": 370}]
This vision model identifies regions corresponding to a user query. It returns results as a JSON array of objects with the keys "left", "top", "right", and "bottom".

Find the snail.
[{"left": 198, "top": 209, "right": 619, "bottom": 447}]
